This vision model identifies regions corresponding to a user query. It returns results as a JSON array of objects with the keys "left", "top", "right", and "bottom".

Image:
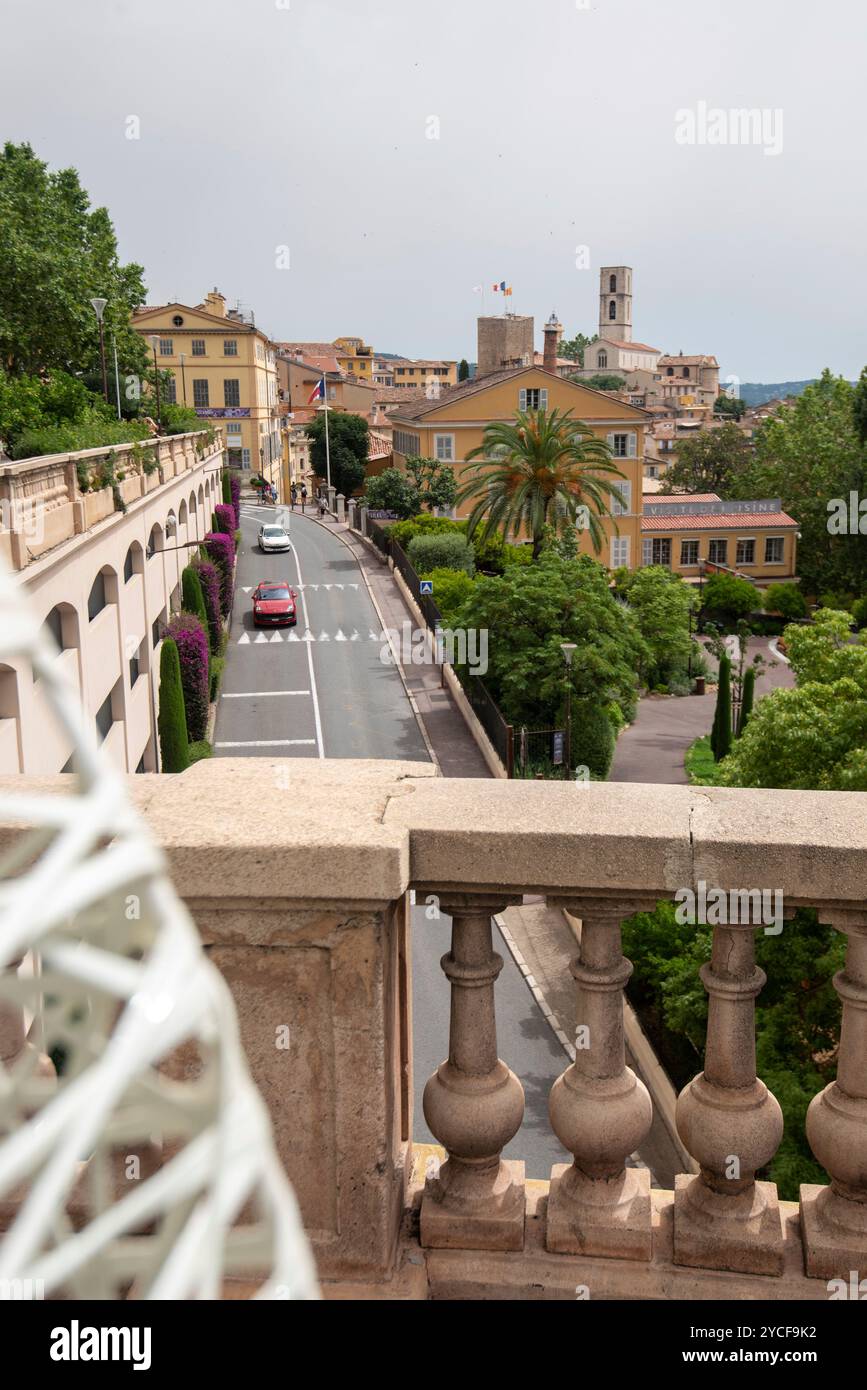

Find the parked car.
[
  {"left": 258, "top": 523, "right": 291, "bottom": 552},
  {"left": 252, "top": 581, "right": 297, "bottom": 627}
]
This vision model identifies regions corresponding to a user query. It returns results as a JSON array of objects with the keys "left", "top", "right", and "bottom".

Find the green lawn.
[{"left": 684, "top": 735, "right": 723, "bottom": 785}]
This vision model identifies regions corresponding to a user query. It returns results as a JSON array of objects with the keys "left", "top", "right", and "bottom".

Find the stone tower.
[
  {"left": 477, "top": 314, "right": 534, "bottom": 377},
  {"left": 598, "top": 267, "right": 632, "bottom": 342},
  {"left": 542, "top": 312, "right": 563, "bottom": 373}
]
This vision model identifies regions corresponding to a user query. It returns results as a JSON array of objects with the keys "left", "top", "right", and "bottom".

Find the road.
[{"left": 215, "top": 501, "right": 572, "bottom": 1180}]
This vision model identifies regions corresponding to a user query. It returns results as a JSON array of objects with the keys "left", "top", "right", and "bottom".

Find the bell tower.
[{"left": 599, "top": 266, "right": 633, "bottom": 342}]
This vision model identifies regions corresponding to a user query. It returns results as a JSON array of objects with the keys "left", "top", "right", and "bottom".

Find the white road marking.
[
  {"left": 238, "top": 632, "right": 250, "bottom": 644},
  {"left": 286, "top": 544, "right": 325, "bottom": 760},
  {"left": 222, "top": 690, "right": 311, "bottom": 698},
  {"left": 215, "top": 739, "right": 316, "bottom": 748}
]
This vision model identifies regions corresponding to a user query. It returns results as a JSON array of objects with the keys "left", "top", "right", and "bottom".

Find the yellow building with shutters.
[
  {"left": 389, "top": 366, "right": 647, "bottom": 571},
  {"left": 133, "top": 290, "right": 281, "bottom": 496}
]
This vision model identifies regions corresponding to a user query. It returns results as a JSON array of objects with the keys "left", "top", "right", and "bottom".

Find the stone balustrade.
[
  {"left": 0, "top": 428, "right": 223, "bottom": 570},
  {"left": 1, "top": 760, "right": 865, "bottom": 1299}
]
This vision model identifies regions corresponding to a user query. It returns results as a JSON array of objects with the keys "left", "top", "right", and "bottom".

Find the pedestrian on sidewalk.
[
  {"left": 318, "top": 496, "right": 328, "bottom": 519},
  {"left": 290, "top": 484, "right": 297, "bottom": 509},
  {"left": 300, "top": 484, "right": 307, "bottom": 512}
]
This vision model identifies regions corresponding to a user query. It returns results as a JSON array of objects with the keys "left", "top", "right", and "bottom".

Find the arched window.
[
  {"left": 683, "top": 366, "right": 690, "bottom": 378},
  {"left": 123, "top": 542, "right": 143, "bottom": 583},
  {"left": 87, "top": 569, "right": 116, "bottom": 622},
  {"left": 598, "top": 351, "right": 608, "bottom": 369},
  {"left": 189, "top": 491, "right": 197, "bottom": 516},
  {"left": 666, "top": 367, "right": 674, "bottom": 376},
  {"left": 146, "top": 524, "right": 163, "bottom": 560},
  {"left": 179, "top": 499, "right": 188, "bottom": 528},
  {"left": 42, "top": 604, "right": 79, "bottom": 651},
  {"left": 609, "top": 301, "right": 616, "bottom": 320},
  {"left": 609, "top": 274, "right": 616, "bottom": 292}
]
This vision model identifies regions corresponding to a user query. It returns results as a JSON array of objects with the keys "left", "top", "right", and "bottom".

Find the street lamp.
[
  {"left": 147, "top": 335, "right": 162, "bottom": 434},
  {"left": 178, "top": 352, "right": 187, "bottom": 405},
  {"left": 560, "top": 642, "right": 577, "bottom": 772},
  {"left": 90, "top": 297, "right": 109, "bottom": 403}
]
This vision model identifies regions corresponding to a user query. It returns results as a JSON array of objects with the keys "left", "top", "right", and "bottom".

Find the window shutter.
[
  {"left": 627, "top": 432, "right": 637, "bottom": 458},
  {"left": 642, "top": 538, "right": 653, "bottom": 566},
  {"left": 519, "top": 389, "right": 527, "bottom": 410},
  {"left": 607, "top": 432, "right": 615, "bottom": 451},
  {"left": 540, "top": 389, "right": 548, "bottom": 409}
]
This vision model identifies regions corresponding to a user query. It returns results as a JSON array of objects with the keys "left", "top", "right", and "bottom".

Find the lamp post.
[
  {"left": 90, "top": 297, "right": 109, "bottom": 403},
  {"left": 178, "top": 351, "right": 187, "bottom": 405},
  {"left": 147, "top": 335, "right": 162, "bottom": 434},
  {"left": 560, "top": 642, "right": 577, "bottom": 772}
]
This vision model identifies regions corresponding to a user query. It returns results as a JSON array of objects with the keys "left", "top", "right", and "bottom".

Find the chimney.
[
  {"left": 543, "top": 311, "right": 563, "bottom": 374},
  {"left": 202, "top": 288, "right": 227, "bottom": 317}
]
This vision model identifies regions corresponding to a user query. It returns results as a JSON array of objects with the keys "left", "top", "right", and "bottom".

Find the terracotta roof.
[
  {"left": 372, "top": 386, "right": 429, "bottom": 404},
  {"left": 390, "top": 365, "right": 649, "bottom": 422},
  {"left": 643, "top": 492, "right": 721, "bottom": 503},
  {"left": 658, "top": 354, "right": 719, "bottom": 367},
  {"left": 597, "top": 339, "right": 661, "bottom": 353},
  {"left": 642, "top": 510, "right": 797, "bottom": 532},
  {"left": 368, "top": 433, "right": 392, "bottom": 460}
]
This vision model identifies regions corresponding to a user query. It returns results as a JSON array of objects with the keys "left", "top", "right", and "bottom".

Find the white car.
[{"left": 258, "top": 523, "right": 291, "bottom": 553}]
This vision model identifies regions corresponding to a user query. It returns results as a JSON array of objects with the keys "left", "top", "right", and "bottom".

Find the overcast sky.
[{"left": 3, "top": 0, "right": 865, "bottom": 381}]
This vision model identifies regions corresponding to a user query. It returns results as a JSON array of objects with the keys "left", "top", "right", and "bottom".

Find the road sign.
[
  {"left": 420, "top": 580, "right": 433, "bottom": 596},
  {"left": 552, "top": 731, "right": 565, "bottom": 766}
]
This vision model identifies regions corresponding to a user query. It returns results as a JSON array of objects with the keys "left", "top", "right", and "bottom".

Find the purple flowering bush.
[
  {"left": 193, "top": 558, "right": 222, "bottom": 650},
  {"left": 230, "top": 473, "right": 241, "bottom": 529},
  {"left": 203, "top": 531, "right": 235, "bottom": 617},
  {"left": 214, "top": 503, "right": 235, "bottom": 538},
  {"left": 166, "top": 613, "right": 210, "bottom": 741}
]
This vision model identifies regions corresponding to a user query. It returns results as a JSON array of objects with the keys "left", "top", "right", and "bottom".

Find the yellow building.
[
  {"left": 333, "top": 336, "right": 374, "bottom": 380},
  {"left": 133, "top": 290, "right": 281, "bottom": 495},
  {"left": 641, "top": 494, "right": 798, "bottom": 587},
  {"left": 389, "top": 366, "right": 648, "bottom": 571},
  {"left": 390, "top": 358, "right": 458, "bottom": 392}
]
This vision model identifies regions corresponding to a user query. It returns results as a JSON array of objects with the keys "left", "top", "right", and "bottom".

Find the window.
[
  {"left": 226, "top": 421, "right": 242, "bottom": 438},
  {"left": 123, "top": 545, "right": 139, "bottom": 582},
  {"left": 434, "top": 434, "right": 454, "bottom": 462},
  {"left": 708, "top": 538, "right": 728, "bottom": 565},
  {"left": 193, "top": 379, "right": 209, "bottom": 408},
  {"left": 609, "top": 273, "right": 617, "bottom": 292},
  {"left": 680, "top": 539, "right": 699, "bottom": 566},
  {"left": 666, "top": 367, "right": 674, "bottom": 376},
  {"left": 129, "top": 646, "right": 141, "bottom": 688},
  {"left": 765, "top": 536, "right": 785, "bottom": 564},
  {"left": 159, "top": 338, "right": 173, "bottom": 356},
  {"left": 609, "top": 431, "right": 636, "bottom": 458},
  {"left": 611, "top": 536, "right": 630, "bottom": 567},
  {"left": 224, "top": 379, "right": 241, "bottom": 407},
  {"left": 87, "top": 572, "right": 107, "bottom": 622},
  {"left": 227, "top": 448, "right": 243, "bottom": 468},
  {"left": 611, "top": 481, "right": 632, "bottom": 516},
  {"left": 736, "top": 538, "right": 756, "bottom": 565},
  {"left": 224, "top": 340, "right": 238, "bottom": 356},
  {"left": 191, "top": 339, "right": 206, "bottom": 356},
  {"left": 164, "top": 375, "right": 177, "bottom": 404},
  {"left": 519, "top": 388, "right": 548, "bottom": 410},
  {"left": 95, "top": 691, "right": 115, "bottom": 743},
  {"left": 146, "top": 525, "right": 161, "bottom": 559},
  {"left": 643, "top": 537, "right": 671, "bottom": 566},
  {"left": 42, "top": 606, "right": 73, "bottom": 651},
  {"left": 609, "top": 301, "right": 616, "bottom": 320},
  {"left": 683, "top": 366, "right": 690, "bottom": 378},
  {"left": 394, "top": 430, "right": 421, "bottom": 457},
  {"left": 152, "top": 613, "right": 164, "bottom": 648},
  {"left": 242, "top": 449, "right": 251, "bottom": 468}
]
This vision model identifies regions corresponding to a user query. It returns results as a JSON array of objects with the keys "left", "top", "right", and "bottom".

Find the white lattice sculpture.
[{"left": 0, "top": 563, "right": 319, "bottom": 1299}]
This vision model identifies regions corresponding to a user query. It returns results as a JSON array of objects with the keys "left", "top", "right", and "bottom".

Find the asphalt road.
[{"left": 214, "top": 503, "right": 430, "bottom": 761}]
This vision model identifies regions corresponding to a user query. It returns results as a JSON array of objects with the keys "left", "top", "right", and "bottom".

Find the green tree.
[
  {"left": 182, "top": 566, "right": 210, "bottom": 651},
  {"left": 404, "top": 455, "right": 458, "bottom": 512},
  {"left": 701, "top": 572, "right": 760, "bottom": 625},
  {"left": 558, "top": 332, "right": 597, "bottom": 365},
  {"left": 711, "top": 653, "right": 732, "bottom": 760},
  {"left": 458, "top": 407, "right": 625, "bottom": 560},
  {"left": 451, "top": 549, "right": 646, "bottom": 730},
  {"left": 157, "top": 638, "right": 190, "bottom": 773},
  {"left": 458, "top": 358, "right": 469, "bottom": 382},
  {"left": 407, "top": 531, "right": 475, "bottom": 576},
  {"left": 416, "top": 567, "right": 475, "bottom": 623},
  {"left": 617, "top": 566, "right": 698, "bottom": 688},
  {"left": 713, "top": 393, "right": 746, "bottom": 420},
  {"left": 576, "top": 373, "right": 627, "bottom": 392},
  {"left": 763, "top": 582, "right": 807, "bottom": 620},
  {"left": 0, "top": 143, "right": 148, "bottom": 387},
  {"left": 362, "top": 467, "right": 421, "bottom": 519},
  {"left": 732, "top": 371, "right": 867, "bottom": 596},
  {"left": 305, "top": 411, "right": 369, "bottom": 495},
  {"left": 658, "top": 422, "right": 753, "bottom": 496},
  {"left": 852, "top": 364, "right": 867, "bottom": 445},
  {"left": 738, "top": 664, "right": 755, "bottom": 735}
]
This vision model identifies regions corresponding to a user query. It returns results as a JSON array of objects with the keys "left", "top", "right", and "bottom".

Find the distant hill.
[{"left": 737, "top": 380, "right": 818, "bottom": 407}]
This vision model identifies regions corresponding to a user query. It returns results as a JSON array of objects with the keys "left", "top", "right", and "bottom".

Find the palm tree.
[{"left": 458, "top": 407, "right": 626, "bottom": 560}]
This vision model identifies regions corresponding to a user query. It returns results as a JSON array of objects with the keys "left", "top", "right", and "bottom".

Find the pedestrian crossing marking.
[{"left": 235, "top": 627, "right": 386, "bottom": 645}]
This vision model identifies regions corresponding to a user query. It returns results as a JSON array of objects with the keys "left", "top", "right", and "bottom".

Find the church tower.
[{"left": 599, "top": 266, "right": 633, "bottom": 342}]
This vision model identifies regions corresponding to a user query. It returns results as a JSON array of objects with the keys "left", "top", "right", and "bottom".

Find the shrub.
[
  {"left": 214, "top": 503, "right": 235, "bottom": 538},
  {"left": 11, "top": 412, "right": 150, "bottom": 460},
  {"left": 389, "top": 513, "right": 466, "bottom": 549},
  {"left": 819, "top": 589, "right": 854, "bottom": 612},
  {"left": 193, "top": 559, "right": 222, "bottom": 650},
  {"left": 419, "top": 567, "right": 475, "bottom": 624},
  {"left": 203, "top": 532, "right": 235, "bottom": 616},
  {"left": 188, "top": 740, "right": 213, "bottom": 765},
  {"left": 702, "top": 572, "right": 760, "bottom": 626},
  {"left": 160, "top": 403, "right": 200, "bottom": 435},
  {"left": 407, "top": 531, "right": 475, "bottom": 576},
  {"left": 158, "top": 638, "right": 190, "bottom": 773},
  {"left": 502, "top": 543, "right": 533, "bottom": 568},
  {"left": 166, "top": 613, "right": 210, "bottom": 742},
  {"left": 570, "top": 702, "right": 615, "bottom": 779},
  {"left": 181, "top": 565, "right": 209, "bottom": 637},
  {"left": 209, "top": 654, "right": 225, "bottom": 703},
  {"left": 852, "top": 595, "right": 867, "bottom": 629},
  {"left": 764, "top": 583, "right": 807, "bottom": 621},
  {"left": 229, "top": 473, "right": 242, "bottom": 528},
  {"left": 363, "top": 467, "right": 421, "bottom": 519}
]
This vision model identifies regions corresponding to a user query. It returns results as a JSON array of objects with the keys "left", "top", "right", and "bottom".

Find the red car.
[{"left": 252, "top": 580, "right": 298, "bottom": 627}]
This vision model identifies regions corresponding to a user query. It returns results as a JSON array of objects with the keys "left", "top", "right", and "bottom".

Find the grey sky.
[{"left": 3, "top": 0, "right": 865, "bottom": 380}]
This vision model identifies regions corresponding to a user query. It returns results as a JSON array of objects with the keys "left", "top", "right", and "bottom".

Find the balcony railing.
[
  {"left": 0, "top": 428, "right": 224, "bottom": 571},
  {"left": 1, "top": 758, "right": 865, "bottom": 1299}
]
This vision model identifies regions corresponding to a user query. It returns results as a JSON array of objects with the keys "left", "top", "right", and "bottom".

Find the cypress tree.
[
  {"left": 458, "top": 358, "right": 469, "bottom": 382},
  {"left": 158, "top": 638, "right": 190, "bottom": 773},
  {"left": 711, "top": 653, "right": 732, "bottom": 761},
  {"left": 182, "top": 565, "right": 209, "bottom": 643},
  {"left": 222, "top": 470, "right": 232, "bottom": 507},
  {"left": 738, "top": 665, "right": 755, "bottom": 737}
]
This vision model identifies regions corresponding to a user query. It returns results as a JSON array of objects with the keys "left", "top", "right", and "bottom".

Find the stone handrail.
[
  {"left": 1, "top": 760, "right": 865, "bottom": 1297},
  {"left": 0, "top": 428, "right": 223, "bottom": 570}
]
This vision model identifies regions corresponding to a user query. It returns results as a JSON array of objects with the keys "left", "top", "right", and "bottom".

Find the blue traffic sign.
[{"left": 420, "top": 580, "right": 433, "bottom": 596}]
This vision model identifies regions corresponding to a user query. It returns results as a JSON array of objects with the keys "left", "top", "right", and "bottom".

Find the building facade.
[
  {"left": 133, "top": 290, "right": 281, "bottom": 495},
  {"left": 641, "top": 494, "right": 798, "bottom": 586}
]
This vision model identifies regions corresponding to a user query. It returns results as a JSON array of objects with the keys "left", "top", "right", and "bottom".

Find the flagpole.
[{"left": 323, "top": 374, "right": 331, "bottom": 493}]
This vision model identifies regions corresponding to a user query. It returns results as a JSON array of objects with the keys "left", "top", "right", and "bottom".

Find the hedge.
[
  {"left": 571, "top": 702, "right": 615, "bottom": 779},
  {"left": 203, "top": 531, "right": 235, "bottom": 617},
  {"left": 407, "top": 531, "right": 475, "bottom": 576},
  {"left": 214, "top": 503, "right": 236, "bottom": 539},
  {"left": 166, "top": 613, "right": 210, "bottom": 742},
  {"left": 181, "top": 565, "right": 209, "bottom": 638},
  {"left": 158, "top": 638, "right": 190, "bottom": 773},
  {"left": 193, "top": 558, "right": 222, "bottom": 651}
]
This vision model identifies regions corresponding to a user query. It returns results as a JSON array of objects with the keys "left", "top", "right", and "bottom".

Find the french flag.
[{"left": 308, "top": 376, "right": 325, "bottom": 404}]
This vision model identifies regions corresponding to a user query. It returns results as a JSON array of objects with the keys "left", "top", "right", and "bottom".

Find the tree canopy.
[
  {"left": 305, "top": 411, "right": 369, "bottom": 495},
  {"left": 657, "top": 421, "right": 753, "bottom": 496}
]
